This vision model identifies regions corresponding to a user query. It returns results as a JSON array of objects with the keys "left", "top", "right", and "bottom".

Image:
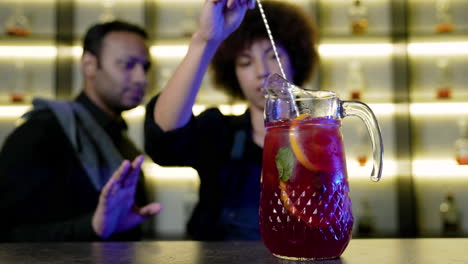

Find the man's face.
[{"left": 93, "top": 31, "right": 150, "bottom": 113}]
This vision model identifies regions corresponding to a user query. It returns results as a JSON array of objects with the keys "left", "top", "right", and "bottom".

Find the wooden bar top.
[{"left": 1, "top": 238, "right": 467, "bottom": 263}]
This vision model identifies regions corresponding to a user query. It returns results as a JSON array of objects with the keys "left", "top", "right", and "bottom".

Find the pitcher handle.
[{"left": 341, "top": 101, "right": 383, "bottom": 182}]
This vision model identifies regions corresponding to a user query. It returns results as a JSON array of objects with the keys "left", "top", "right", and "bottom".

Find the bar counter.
[{"left": 1, "top": 238, "right": 467, "bottom": 263}]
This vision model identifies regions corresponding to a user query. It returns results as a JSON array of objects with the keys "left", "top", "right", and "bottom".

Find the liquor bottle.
[
  {"left": 10, "top": 59, "right": 27, "bottom": 103},
  {"left": 356, "top": 125, "right": 369, "bottom": 166},
  {"left": 4, "top": 2, "right": 31, "bottom": 37},
  {"left": 435, "top": 0, "right": 455, "bottom": 33},
  {"left": 435, "top": 59, "right": 452, "bottom": 99},
  {"left": 455, "top": 119, "right": 468, "bottom": 165},
  {"left": 439, "top": 193, "right": 460, "bottom": 237},
  {"left": 346, "top": 60, "right": 366, "bottom": 100},
  {"left": 99, "top": 0, "right": 116, "bottom": 23},
  {"left": 180, "top": 8, "right": 198, "bottom": 38},
  {"left": 357, "top": 198, "right": 374, "bottom": 237},
  {"left": 348, "top": 0, "right": 368, "bottom": 35}
]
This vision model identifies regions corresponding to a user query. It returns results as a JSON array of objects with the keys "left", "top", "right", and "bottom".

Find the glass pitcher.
[{"left": 259, "top": 74, "right": 383, "bottom": 260}]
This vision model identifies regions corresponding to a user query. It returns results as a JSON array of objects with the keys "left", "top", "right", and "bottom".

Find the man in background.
[{"left": 0, "top": 20, "right": 161, "bottom": 242}]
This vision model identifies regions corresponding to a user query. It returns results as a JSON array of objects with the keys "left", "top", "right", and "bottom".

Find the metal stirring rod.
[
  {"left": 257, "top": 0, "right": 299, "bottom": 116},
  {"left": 257, "top": 0, "right": 287, "bottom": 80}
]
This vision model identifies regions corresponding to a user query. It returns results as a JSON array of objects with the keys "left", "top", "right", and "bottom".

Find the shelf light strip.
[
  {"left": 5, "top": 0, "right": 55, "bottom": 2},
  {"left": 410, "top": 102, "right": 468, "bottom": 116},
  {"left": 72, "top": 46, "right": 189, "bottom": 59},
  {"left": 0, "top": 105, "right": 31, "bottom": 118},
  {"left": 1, "top": 44, "right": 396, "bottom": 59},
  {"left": 408, "top": 42, "right": 468, "bottom": 56},
  {"left": 5, "top": 103, "right": 468, "bottom": 119},
  {"left": 150, "top": 45, "right": 188, "bottom": 59},
  {"left": 318, "top": 43, "right": 394, "bottom": 57},
  {"left": 0, "top": 104, "right": 248, "bottom": 119},
  {"left": 142, "top": 162, "right": 199, "bottom": 182},
  {"left": 0, "top": 103, "right": 396, "bottom": 119},
  {"left": 3, "top": 42, "right": 468, "bottom": 59},
  {"left": 143, "top": 159, "right": 399, "bottom": 182},
  {"left": 413, "top": 160, "right": 468, "bottom": 179},
  {"left": 0, "top": 46, "right": 57, "bottom": 58},
  {"left": 147, "top": 159, "right": 468, "bottom": 182}
]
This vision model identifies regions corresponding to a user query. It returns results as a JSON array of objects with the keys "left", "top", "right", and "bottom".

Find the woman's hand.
[{"left": 196, "top": 0, "right": 256, "bottom": 44}]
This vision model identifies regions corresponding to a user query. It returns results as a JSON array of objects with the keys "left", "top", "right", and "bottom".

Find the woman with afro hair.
[{"left": 145, "top": 0, "right": 318, "bottom": 241}]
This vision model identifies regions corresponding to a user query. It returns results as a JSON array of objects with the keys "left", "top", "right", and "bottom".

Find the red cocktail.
[
  {"left": 260, "top": 115, "right": 353, "bottom": 260},
  {"left": 260, "top": 73, "right": 383, "bottom": 260}
]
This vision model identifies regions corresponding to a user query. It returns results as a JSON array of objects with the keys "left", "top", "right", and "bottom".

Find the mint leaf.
[{"left": 276, "top": 147, "right": 294, "bottom": 182}]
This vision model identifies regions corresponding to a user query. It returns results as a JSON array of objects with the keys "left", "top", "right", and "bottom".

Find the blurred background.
[{"left": 0, "top": 0, "right": 467, "bottom": 239}]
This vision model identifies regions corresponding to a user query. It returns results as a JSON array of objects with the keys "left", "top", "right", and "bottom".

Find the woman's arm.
[{"left": 153, "top": 0, "right": 255, "bottom": 131}]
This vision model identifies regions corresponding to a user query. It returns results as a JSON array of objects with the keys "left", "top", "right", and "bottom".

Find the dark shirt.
[
  {"left": 0, "top": 93, "right": 146, "bottom": 242},
  {"left": 144, "top": 96, "right": 262, "bottom": 240}
]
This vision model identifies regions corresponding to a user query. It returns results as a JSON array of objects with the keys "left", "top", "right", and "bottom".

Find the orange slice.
[
  {"left": 277, "top": 114, "right": 321, "bottom": 226},
  {"left": 278, "top": 113, "right": 311, "bottom": 220},
  {"left": 289, "top": 113, "right": 318, "bottom": 172},
  {"left": 279, "top": 181, "right": 299, "bottom": 217}
]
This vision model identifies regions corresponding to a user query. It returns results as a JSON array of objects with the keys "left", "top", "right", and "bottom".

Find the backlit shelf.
[
  {"left": 0, "top": 46, "right": 57, "bottom": 59},
  {"left": 0, "top": 103, "right": 398, "bottom": 119},
  {"left": 0, "top": 105, "right": 31, "bottom": 118},
  {"left": 143, "top": 159, "right": 468, "bottom": 183},
  {"left": 3, "top": 102, "right": 468, "bottom": 119},
  {"left": 142, "top": 159, "right": 398, "bottom": 184},
  {"left": 0, "top": 43, "right": 396, "bottom": 59},
  {"left": 408, "top": 41, "right": 468, "bottom": 56},
  {"left": 318, "top": 43, "right": 394, "bottom": 58},
  {"left": 2, "top": 41, "right": 467, "bottom": 59},
  {"left": 413, "top": 159, "right": 468, "bottom": 180},
  {"left": 142, "top": 162, "right": 199, "bottom": 183},
  {"left": 410, "top": 102, "right": 468, "bottom": 116},
  {"left": 0, "top": 104, "right": 248, "bottom": 119}
]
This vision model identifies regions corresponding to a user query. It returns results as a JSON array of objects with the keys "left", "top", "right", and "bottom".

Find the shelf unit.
[{"left": 0, "top": 0, "right": 467, "bottom": 238}]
